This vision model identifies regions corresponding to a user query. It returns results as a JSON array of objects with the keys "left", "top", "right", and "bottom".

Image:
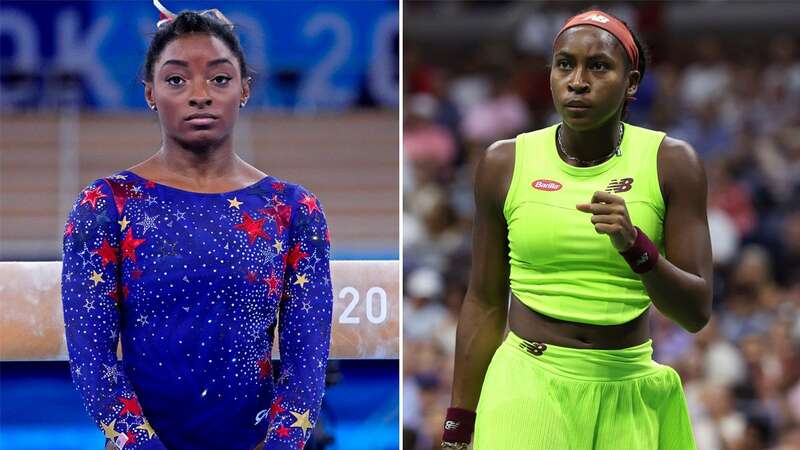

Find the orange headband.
[{"left": 554, "top": 11, "right": 639, "bottom": 70}]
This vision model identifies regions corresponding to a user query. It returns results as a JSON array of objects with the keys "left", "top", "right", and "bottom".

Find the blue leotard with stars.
[{"left": 61, "top": 170, "right": 333, "bottom": 450}]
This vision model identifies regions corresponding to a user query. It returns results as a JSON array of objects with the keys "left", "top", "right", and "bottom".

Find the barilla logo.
[
  {"left": 584, "top": 13, "right": 610, "bottom": 24},
  {"left": 531, "top": 179, "right": 563, "bottom": 191}
]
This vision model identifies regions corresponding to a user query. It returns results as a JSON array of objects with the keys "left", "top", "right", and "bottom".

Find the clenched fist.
[{"left": 576, "top": 190, "right": 637, "bottom": 252}]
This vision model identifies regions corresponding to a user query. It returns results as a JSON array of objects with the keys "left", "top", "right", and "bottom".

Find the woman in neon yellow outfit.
[{"left": 440, "top": 9, "right": 712, "bottom": 450}]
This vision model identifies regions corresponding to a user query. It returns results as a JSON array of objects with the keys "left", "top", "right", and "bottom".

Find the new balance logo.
[
  {"left": 584, "top": 13, "right": 610, "bottom": 24},
  {"left": 531, "top": 179, "right": 563, "bottom": 191},
  {"left": 445, "top": 420, "right": 460, "bottom": 431},
  {"left": 605, "top": 178, "right": 634, "bottom": 193}
]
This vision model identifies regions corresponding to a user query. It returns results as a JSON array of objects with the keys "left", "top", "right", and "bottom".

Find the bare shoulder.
[
  {"left": 657, "top": 136, "right": 707, "bottom": 204},
  {"left": 475, "top": 138, "right": 516, "bottom": 208},
  {"left": 483, "top": 138, "right": 516, "bottom": 167},
  {"left": 478, "top": 139, "right": 516, "bottom": 181},
  {"left": 658, "top": 136, "right": 702, "bottom": 170},
  {"left": 126, "top": 158, "right": 158, "bottom": 179},
  {"left": 239, "top": 162, "right": 269, "bottom": 183}
]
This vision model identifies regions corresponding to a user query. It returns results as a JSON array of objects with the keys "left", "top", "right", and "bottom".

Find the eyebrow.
[{"left": 160, "top": 58, "right": 235, "bottom": 69}]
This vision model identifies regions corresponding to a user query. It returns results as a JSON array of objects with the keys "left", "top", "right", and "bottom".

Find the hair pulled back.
[{"left": 143, "top": 11, "right": 250, "bottom": 82}]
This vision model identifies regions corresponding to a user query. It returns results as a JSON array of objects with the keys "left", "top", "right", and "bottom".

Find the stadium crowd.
[{"left": 402, "top": 18, "right": 800, "bottom": 450}]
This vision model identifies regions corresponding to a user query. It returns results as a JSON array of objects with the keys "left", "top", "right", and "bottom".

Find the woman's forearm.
[
  {"left": 640, "top": 257, "right": 711, "bottom": 333},
  {"left": 450, "top": 293, "right": 508, "bottom": 411}
]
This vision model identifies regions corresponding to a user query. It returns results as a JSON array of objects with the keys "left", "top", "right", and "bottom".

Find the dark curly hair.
[{"left": 143, "top": 10, "right": 250, "bottom": 82}]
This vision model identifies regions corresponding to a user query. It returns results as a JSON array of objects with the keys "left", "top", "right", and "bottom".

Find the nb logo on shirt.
[
  {"left": 605, "top": 178, "right": 634, "bottom": 193},
  {"left": 584, "top": 13, "right": 610, "bottom": 24}
]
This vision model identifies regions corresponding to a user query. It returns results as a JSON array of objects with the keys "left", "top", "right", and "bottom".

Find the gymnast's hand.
[
  {"left": 576, "top": 190, "right": 637, "bottom": 252},
  {"left": 252, "top": 439, "right": 265, "bottom": 450}
]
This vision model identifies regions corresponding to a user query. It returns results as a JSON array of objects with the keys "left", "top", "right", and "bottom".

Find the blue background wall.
[{"left": 0, "top": 0, "right": 398, "bottom": 110}]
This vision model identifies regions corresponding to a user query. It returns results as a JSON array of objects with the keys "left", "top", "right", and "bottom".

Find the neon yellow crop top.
[{"left": 504, "top": 122, "right": 666, "bottom": 325}]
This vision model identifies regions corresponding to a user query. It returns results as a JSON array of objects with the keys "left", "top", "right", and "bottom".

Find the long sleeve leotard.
[{"left": 61, "top": 170, "right": 333, "bottom": 450}]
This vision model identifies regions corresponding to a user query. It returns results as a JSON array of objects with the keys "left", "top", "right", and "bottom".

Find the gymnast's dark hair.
[{"left": 143, "top": 11, "right": 250, "bottom": 82}]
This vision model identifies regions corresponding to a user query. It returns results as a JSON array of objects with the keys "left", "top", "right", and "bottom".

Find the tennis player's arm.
[
  {"left": 61, "top": 179, "right": 167, "bottom": 449},
  {"left": 264, "top": 186, "right": 333, "bottom": 450},
  {"left": 642, "top": 137, "right": 713, "bottom": 333},
  {"left": 450, "top": 140, "right": 515, "bottom": 411}
]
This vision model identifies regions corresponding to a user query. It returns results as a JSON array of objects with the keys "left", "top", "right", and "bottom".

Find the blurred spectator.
[
  {"left": 679, "top": 36, "right": 731, "bottom": 112},
  {"left": 404, "top": 94, "right": 457, "bottom": 174},
  {"left": 460, "top": 70, "right": 530, "bottom": 144}
]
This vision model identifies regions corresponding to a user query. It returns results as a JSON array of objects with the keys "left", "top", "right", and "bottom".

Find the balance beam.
[{"left": 0, "top": 260, "right": 398, "bottom": 360}]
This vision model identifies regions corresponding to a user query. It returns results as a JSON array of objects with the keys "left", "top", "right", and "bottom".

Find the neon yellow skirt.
[{"left": 474, "top": 331, "right": 696, "bottom": 450}]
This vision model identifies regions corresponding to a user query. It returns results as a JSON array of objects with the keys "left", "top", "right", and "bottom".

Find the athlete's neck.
[
  {"left": 156, "top": 137, "right": 242, "bottom": 183},
  {"left": 559, "top": 119, "right": 622, "bottom": 166}
]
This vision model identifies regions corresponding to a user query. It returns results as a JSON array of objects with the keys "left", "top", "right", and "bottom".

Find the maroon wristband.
[
  {"left": 442, "top": 407, "right": 476, "bottom": 444},
  {"left": 619, "top": 226, "right": 659, "bottom": 273}
]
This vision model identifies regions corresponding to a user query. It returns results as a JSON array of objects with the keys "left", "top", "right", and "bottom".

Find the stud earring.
[
  {"left": 149, "top": 104, "right": 157, "bottom": 111},
  {"left": 239, "top": 100, "right": 247, "bottom": 108}
]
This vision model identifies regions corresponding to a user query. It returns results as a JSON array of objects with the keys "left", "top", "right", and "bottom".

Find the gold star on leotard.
[
  {"left": 227, "top": 197, "right": 243, "bottom": 209},
  {"left": 101, "top": 419, "right": 121, "bottom": 439},
  {"left": 89, "top": 271, "right": 105, "bottom": 286},
  {"left": 272, "top": 240, "right": 284, "bottom": 252},
  {"left": 294, "top": 273, "right": 309, "bottom": 288},
  {"left": 289, "top": 409, "right": 313, "bottom": 434},
  {"left": 137, "top": 419, "right": 156, "bottom": 438},
  {"left": 118, "top": 216, "right": 130, "bottom": 231}
]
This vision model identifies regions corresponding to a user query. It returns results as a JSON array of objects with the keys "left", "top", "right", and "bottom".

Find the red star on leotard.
[
  {"left": 271, "top": 182, "right": 285, "bottom": 193},
  {"left": 276, "top": 424, "right": 290, "bottom": 438},
  {"left": 80, "top": 185, "right": 107, "bottom": 210},
  {"left": 246, "top": 270, "right": 258, "bottom": 284},
  {"left": 64, "top": 222, "right": 74, "bottom": 237},
  {"left": 298, "top": 193, "right": 320, "bottom": 215},
  {"left": 233, "top": 212, "right": 270, "bottom": 246},
  {"left": 269, "top": 396, "right": 286, "bottom": 421},
  {"left": 144, "top": 180, "right": 156, "bottom": 189},
  {"left": 286, "top": 243, "right": 309, "bottom": 271},
  {"left": 107, "top": 288, "right": 119, "bottom": 305},
  {"left": 131, "top": 268, "right": 143, "bottom": 280},
  {"left": 121, "top": 228, "right": 145, "bottom": 263},
  {"left": 257, "top": 357, "right": 271, "bottom": 380},
  {"left": 92, "top": 238, "right": 118, "bottom": 268},
  {"left": 265, "top": 271, "right": 281, "bottom": 296},
  {"left": 107, "top": 284, "right": 129, "bottom": 307},
  {"left": 260, "top": 204, "right": 292, "bottom": 236},
  {"left": 124, "top": 430, "right": 137, "bottom": 444},
  {"left": 105, "top": 180, "right": 145, "bottom": 216},
  {"left": 118, "top": 395, "right": 143, "bottom": 416}
]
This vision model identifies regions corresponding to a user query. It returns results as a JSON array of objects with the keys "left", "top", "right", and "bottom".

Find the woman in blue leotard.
[{"left": 61, "top": 3, "right": 332, "bottom": 449}]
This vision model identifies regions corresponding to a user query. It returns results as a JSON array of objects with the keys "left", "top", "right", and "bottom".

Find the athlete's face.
[
  {"left": 144, "top": 34, "right": 249, "bottom": 151},
  {"left": 550, "top": 26, "right": 639, "bottom": 131}
]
